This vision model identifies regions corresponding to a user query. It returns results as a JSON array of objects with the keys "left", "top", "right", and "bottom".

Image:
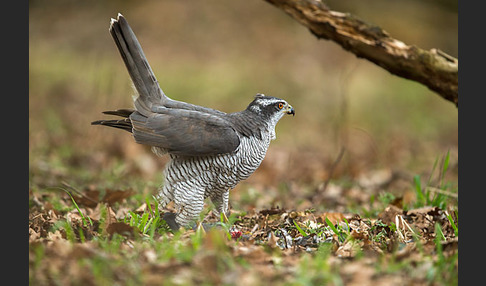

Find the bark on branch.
[{"left": 264, "top": 0, "right": 458, "bottom": 106}]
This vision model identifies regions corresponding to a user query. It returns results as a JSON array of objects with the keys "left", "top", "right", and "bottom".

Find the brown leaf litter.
[{"left": 29, "top": 184, "right": 458, "bottom": 285}]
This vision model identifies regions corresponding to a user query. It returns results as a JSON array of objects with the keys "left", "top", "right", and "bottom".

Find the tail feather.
[
  {"left": 109, "top": 13, "right": 228, "bottom": 117},
  {"left": 102, "top": 108, "right": 135, "bottom": 118},
  {"left": 91, "top": 109, "right": 134, "bottom": 133},
  {"left": 91, "top": 119, "right": 133, "bottom": 133},
  {"left": 93, "top": 14, "right": 230, "bottom": 137},
  {"left": 109, "top": 13, "right": 168, "bottom": 116}
]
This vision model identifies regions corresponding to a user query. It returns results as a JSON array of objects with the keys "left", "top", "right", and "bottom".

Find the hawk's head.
[{"left": 246, "top": 93, "right": 295, "bottom": 124}]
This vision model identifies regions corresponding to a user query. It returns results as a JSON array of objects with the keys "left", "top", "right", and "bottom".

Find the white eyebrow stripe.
[{"left": 256, "top": 98, "right": 285, "bottom": 106}]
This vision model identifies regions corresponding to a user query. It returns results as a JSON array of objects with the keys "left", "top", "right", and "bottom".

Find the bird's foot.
[
  {"left": 221, "top": 212, "right": 229, "bottom": 224},
  {"left": 162, "top": 212, "right": 180, "bottom": 231}
]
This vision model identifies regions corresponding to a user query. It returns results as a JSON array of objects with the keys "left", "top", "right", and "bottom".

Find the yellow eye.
[{"left": 278, "top": 102, "right": 284, "bottom": 109}]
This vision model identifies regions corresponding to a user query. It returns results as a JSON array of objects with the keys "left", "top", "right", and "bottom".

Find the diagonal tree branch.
[{"left": 264, "top": 0, "right": 458, "bottom": 107}]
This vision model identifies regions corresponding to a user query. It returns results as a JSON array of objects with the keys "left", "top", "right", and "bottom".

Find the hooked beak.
[{"left": 286, "top": 105, "right": 295, "bottom": 116}]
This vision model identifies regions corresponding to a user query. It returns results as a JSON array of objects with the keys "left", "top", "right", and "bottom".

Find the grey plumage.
[{"left": 92, "top": 14, "right": 294, "bottom": 230}]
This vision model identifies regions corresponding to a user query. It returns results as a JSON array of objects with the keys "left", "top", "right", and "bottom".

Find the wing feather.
[{"left": 130, "top": 110, "right": 240, "bottom": 156}]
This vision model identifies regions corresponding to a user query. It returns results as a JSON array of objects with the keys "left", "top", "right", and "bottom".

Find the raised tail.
[
  {"left": 91, "top": 109, "right": 134, "bottom": 133},
  {"left": 109, "top": 13, "right": 168, "bottom": 116}
]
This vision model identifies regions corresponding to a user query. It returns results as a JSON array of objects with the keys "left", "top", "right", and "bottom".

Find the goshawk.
[{"left": 92, "top": 14, "right": 295, "bottom": 230}]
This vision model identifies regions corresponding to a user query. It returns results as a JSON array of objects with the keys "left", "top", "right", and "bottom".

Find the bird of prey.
[{"left": 92, "top": 14, "right": 295, "bottom": 230}]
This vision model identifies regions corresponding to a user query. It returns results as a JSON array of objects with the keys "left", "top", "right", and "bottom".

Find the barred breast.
[
  {"left": 166, "top": 133, "right": 271, "bottom": 190},
  {"left": 155, "top": 130, "right": 273, "bottom": 228}
]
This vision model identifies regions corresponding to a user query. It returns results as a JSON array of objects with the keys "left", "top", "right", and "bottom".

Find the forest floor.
[{"left": 29, "top": 150, "right": 458, "bottom": 285}]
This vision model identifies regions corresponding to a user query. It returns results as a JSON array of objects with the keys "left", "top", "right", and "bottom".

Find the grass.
[
  {"left": 412, "top": 150, "right": 457, "bottom": 210},
  {"left": 29, "top": 129, "right": 458, "bottom": 285},
  {"left": 325, "top": 216, "right": 350, "bottom": 243},
  {"left": 124, "top": 197, "right": 169, "bottom": 237},
  {"left": 30, "top": 167, "right": 458, "bottom": 285},
  {"left": 64, "top": 189, "right": 93, "bottom": 228}
]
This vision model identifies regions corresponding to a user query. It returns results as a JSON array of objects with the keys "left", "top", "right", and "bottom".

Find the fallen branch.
[{"left": 264, "top": 0, "right": 458, "bottom": 106}]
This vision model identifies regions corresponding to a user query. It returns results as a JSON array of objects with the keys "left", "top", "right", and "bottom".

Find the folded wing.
[{"left": 130, "top": 108, "right": 240, "bottom": 156}]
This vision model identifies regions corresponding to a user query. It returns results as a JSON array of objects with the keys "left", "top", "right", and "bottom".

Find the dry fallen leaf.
[
  {"left": 378, "top": 205, "right": 403, "bottom": 225},
  {"left": 72, "top": 189, "right": 100, "bottom": 208},
  {"left": 102, "top": 189, "right": 135, "bottom": 205},
  {"left": 316, "top": 212, "right": 346, "bottom": 225},
  {"left": 106, "top": 222, "right": 138, "bottom": 238}
]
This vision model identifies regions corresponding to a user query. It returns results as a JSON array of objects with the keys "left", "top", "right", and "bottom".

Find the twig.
[{"left": 425, "top": 187, "right": 458, "bottom": 199}]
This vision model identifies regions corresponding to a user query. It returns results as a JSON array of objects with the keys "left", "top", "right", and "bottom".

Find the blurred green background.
[{"left": 29, "top": 0, "right": 457, "bottom": 203}]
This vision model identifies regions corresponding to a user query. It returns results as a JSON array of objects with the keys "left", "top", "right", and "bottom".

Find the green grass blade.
[
  {"left": 426, "top": 157, "right": 439, "bottom": 187},
  {"left": 434, "top": 223, "right": 445, "bottom": 265},
  {"left": 141, "top": 212, "right": 149, "bottom": 230},
  {"left": 128, "top": 211, "right": 138, "bottom": 226},
  {"left": 442, "top": 150, "right": 450, "bottom": 175},
  {"left": 440, "top": 150, "right": 450, "bottom": 187},
  {"left": 146, "top": 196, "right": 153, "bottom": 215},
  {"left": 143, "top": 217, "right": 154, "bottom": 234},
  {"left": 325, "top": 217, "right": 340, "bottom": 237},
  {"left": 293, "top": 220, "right": 308, "bottom": 237},
  {"left": 63, "top": 189, "right": 93, "bottom": 227},
  {"left": 435, "top": 223, "right": 446, "bottom": 241},
  {"left": 447, "top": 212, "right": 458, "bottom": 237},
  {"left": 148, "top": 217, "right": 159, "bottom": 238},
  {"left": 413, "top": 175, "right": 426, "bottom": 207}
]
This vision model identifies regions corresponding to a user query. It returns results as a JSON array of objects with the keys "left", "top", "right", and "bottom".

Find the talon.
[
  {"left": 222, "top": 212, "right": 229, "bottom": 223},
  {"left": 163, "top": 212, "right": 180, "bottom": 231},
  {"left": 196, "top": 222, "right": 206, "bottom": 235}
]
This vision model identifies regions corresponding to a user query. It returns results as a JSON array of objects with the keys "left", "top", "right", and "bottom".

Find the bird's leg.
[
  {"left": 221, "top": 212, "right": 229, "bottom": 224},
  {"left": 174, "top": 193, "right": 205, "bottom": 229},
  {"left": 221, "top": 190, "right": 230, "bottom": 223},
  {"left": 210, "top": 190, "right": 230, "bottom": 223},
  {"left": 155, "top": 183, "right": 174, "bottom": 209},
  {"left": 157, "top": 184, "right": 180, "bottom": 230}
]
